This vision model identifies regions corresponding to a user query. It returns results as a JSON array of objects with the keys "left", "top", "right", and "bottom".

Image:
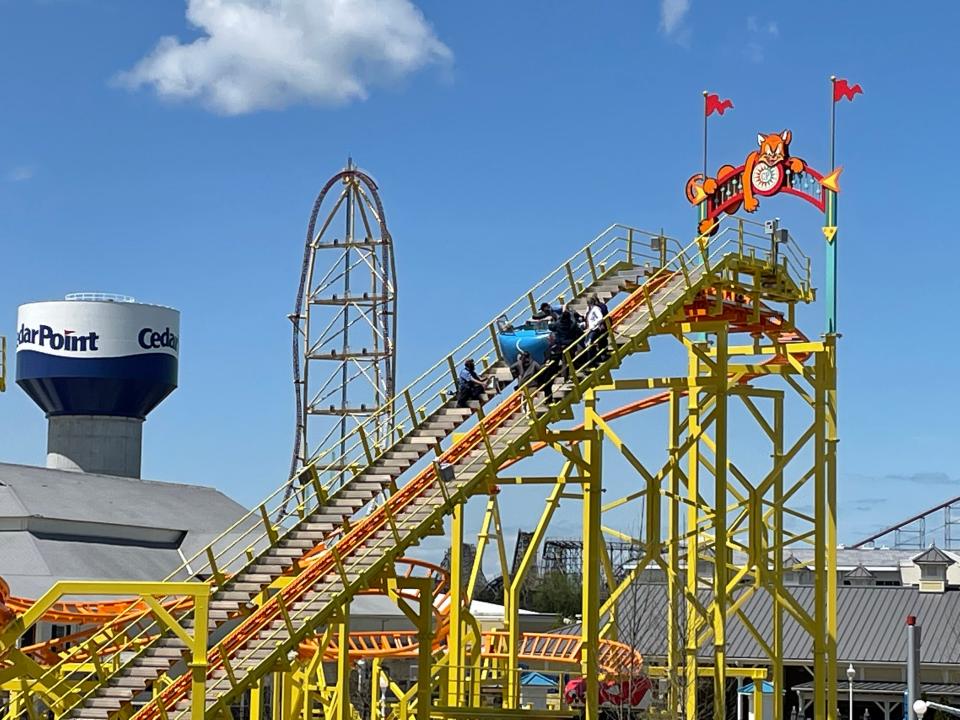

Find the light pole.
[
  {"left": 915, "top": 699, "right": 960, "bottom": 718},
  {"left": 846, "top": 664, "right": 855, "bottom": 720},
  {"left": 379, "top": 670, "right": 390, "bottom": 720},
  {"left": 357, "top": 659, "right": 367, "bottom": 718}
]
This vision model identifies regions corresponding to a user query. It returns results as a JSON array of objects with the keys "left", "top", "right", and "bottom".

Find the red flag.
[
  {"left": 705, "top": 93, "right": 734, "bottom": 117},
  {"left": 833, "top": 78, "right": 863, "bottom": 103}
]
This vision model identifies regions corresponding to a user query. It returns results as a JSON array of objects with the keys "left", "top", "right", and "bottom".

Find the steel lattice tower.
[{"left": 289, "top": 161, "right": 398, "bottom": 477}]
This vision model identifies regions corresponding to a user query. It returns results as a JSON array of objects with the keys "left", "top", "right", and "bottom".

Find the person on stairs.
[
  {"left": 585, "top": 294, "right": 610, "bottom": 366},
  {"left": 511, "top": 349, "right": 554, "bottom": 403},
  {"left": 547, "top": 309, "right": 583, "bottom": 381},
  {"left": 457, "top": 358, "right": 488, "bottom": 408},
  {"left": 533, "top": 302, "right": 561, "bottom": 322}
]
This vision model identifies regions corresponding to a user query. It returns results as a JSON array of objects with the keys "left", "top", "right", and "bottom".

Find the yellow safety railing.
[{"left": 0, "top": 582, "right": 208, "bottom": 717}]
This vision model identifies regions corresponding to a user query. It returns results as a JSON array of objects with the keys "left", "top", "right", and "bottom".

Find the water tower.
[{"left": 15, "top": 293, "right": 179, "bottom": 478}]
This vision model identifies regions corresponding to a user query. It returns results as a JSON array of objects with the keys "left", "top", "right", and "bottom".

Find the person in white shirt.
[{"left": 585, "top": 295, "right": 609, "bottom": 366}]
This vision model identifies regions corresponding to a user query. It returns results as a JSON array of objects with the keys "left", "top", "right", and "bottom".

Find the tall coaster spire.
[{"left": 289, "top": 162, "right": 398, "bottom": 480}]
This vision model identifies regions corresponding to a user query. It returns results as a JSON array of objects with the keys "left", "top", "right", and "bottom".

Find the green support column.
[{"left": 824, "top": 189, "right": 838, "bottom": 334}]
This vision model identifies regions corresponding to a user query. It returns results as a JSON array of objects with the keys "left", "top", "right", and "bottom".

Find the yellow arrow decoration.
[
  {"left": 820, "top": 167, "right": 843, "bottom": 193},
  {"left": 822, "top": 226, "right": 837, "bottom": 244}
]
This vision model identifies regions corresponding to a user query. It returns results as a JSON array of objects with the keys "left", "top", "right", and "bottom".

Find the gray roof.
[
  {"left": 569, "top": 584, "right": 960, "bottom": 667},
  {"left": 912, "top": 546, "right": 955, "bottom": 565},
  {"left": 844, "top": 563, "right": 875, "bottom": 579},
  {"left": 766, "top": 547, "right": 924, "bottom": 570},
  {"left": 792, "top": 681, "right": 960, "bottom": 698},
  {"left": 0, "top": 462, "right": 251, "bottom": 598},
  {"left": 635, "top": 547, "right": 929, "bottom": 573}
]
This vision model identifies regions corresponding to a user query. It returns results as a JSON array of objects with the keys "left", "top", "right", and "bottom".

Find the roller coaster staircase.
[{"left": 8, "top": 219, "right": 812, "bottom": 720}]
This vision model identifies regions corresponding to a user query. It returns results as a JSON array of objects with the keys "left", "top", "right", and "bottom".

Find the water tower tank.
[{"left": 15, "top": 294, "right": 179, "bottom": 478}]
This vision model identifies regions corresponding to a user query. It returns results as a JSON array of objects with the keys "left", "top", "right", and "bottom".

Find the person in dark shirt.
[
  {"left": 456, "top": 359, "right": 487, "bottom": 408},
  {"left": 533, "top": 302, "right": 561, "bottom": 321},
  {"left": 550, "top": 310, "right": 580, "bottom": 349},
  {"left": 511, "top": 350, "right": 541, "bottom": 386}
]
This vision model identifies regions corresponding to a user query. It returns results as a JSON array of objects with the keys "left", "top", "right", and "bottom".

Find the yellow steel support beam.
[
  {"left": 667, "top": 389, "right": 683, "bottom": 716},
  {"left": 772, "top": 392, "right": 784, "bottom": 720},
  {"left": 712, "top": 324, "right": 729, "bottom": 720},
  {"left": 825, "top": 336, "right": 839, "bottom": 718},
  {"left": 446, "top": 503, "right": 464, "bottom": 707},
  {"left": 581, "top": 388, "right": 601, "bottom": 720},
  {"left": 684, "top": 341, "right": 703, "bottom": 719},
  {"left": 504, "top": 462, "right": 571, "bottom": 709},
  {"left": 388, "top": 577, "right": 433, "bottom": 720},
  {"left": 334, "top": 607, "right": 352, "bottom": 720},
  {"left": 813, "top": 347, "right": 829, "bottom": 720}
]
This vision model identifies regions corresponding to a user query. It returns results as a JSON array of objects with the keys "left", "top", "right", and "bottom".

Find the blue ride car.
[{"left": 495, "top": 316, "right": 553, "bottom": 366}]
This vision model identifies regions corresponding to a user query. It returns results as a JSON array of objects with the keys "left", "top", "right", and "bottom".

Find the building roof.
[
  {"left": 912, "top": 546, "right": 956, "bottom": 565},
  {"left": 632, "top": 546, "right": 935, "bottom": 574},
  {"left": 844, "top": 563, "right": 875, "bottom": 579},
  {"left": 0, "top": 462, "right": 252, "bottom": 598},
  {"left": 792, "top": 681, "right": 960, "bottom": 698},
  {"left": 567, "top": 584, "right": 960, "bottom": 667},
  {"left": 521, "top": 671, "right": 560, "bottom": 687}
]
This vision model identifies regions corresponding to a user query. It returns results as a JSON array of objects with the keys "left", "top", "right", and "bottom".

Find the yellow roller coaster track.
[{"left": 0, "top": 218, "right": 828, "bottom": 720}]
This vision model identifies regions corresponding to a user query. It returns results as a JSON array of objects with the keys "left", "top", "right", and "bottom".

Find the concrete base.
[{"left": 47, "top": 415, "right": 143, "bottom": 478}]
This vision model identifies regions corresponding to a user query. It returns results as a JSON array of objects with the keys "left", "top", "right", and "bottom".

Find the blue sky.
[{"left": 1, "top": 0, "right": 957, "bottom": 549}]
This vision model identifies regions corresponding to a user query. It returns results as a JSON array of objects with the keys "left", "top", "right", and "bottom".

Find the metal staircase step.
[
  {"left": 270, "top": 547, "right": 307, "bottom": 557},
  {"left": 71, "top": 710, "right": 112, "bottom": 719},
  {"left": 299, "top": 521, "right": 336, "bottom": 533},
  {"left": 87, "top": 699, "right": 122, "bottom": 710},
  {"left": 349, "top": 480, "right": 390, "bottom": 491},
  {"left": 384, "top": 450, "right": 419, "bottom": 460}
]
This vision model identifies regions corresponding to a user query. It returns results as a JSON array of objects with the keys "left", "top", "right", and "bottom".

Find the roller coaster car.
[
  {"left": 496, "top": 316, "right": 553, "bottom": 366},
  {"left": 563, "top": 676, "right": 653, "bottom": 711}
]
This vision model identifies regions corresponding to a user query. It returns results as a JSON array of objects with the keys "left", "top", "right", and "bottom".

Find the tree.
[{"left": 528, "top": 571, "right": 583, "bottom": 618}]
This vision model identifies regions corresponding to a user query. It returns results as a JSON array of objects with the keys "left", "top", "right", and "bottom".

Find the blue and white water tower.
[{"left": 15, "top": 294, "right": 180, "bottom": 478}]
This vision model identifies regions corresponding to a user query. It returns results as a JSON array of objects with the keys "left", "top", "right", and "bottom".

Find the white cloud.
[
  {"left": 744, "top": 15, "right": 779, "bottom": 63},
  {"left": 659, "top": 0, "right": 691, "bottom": 36},
  {"left": 117, "top": 0, "right": 452, "bottom": 115},
  {"left": 5, "top": 166, "right": 36, "bottom": 182}
]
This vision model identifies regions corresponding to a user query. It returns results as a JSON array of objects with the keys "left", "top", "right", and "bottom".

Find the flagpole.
[
  {"left": 702, "top": 90, "right": 708, "bottom": 179},
  {"left": 829, "top": 75, "right": 837, "bottom": 169}
]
